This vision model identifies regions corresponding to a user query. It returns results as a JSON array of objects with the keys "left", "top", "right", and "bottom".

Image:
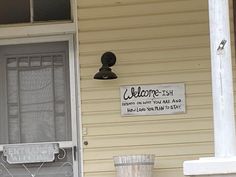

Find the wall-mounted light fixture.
[{"left": 94, "top": 52, "right": 117, "bottom": 80}]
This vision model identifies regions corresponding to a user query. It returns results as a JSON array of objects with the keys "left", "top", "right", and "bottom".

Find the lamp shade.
[{"left": 94, "top": 52, "right": 117, "bottom": 80}]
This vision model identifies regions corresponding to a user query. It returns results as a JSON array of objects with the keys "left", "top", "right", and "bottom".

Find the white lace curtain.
[{"left": 7, "top": 54, "right": 70, "bottom": 144}]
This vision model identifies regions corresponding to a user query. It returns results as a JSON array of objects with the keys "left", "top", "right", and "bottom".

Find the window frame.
[
  {"left": 0, "top": 0, "right": 73, "bottom": 25},
  {"left": 0, "top": 0, "right": 76, "bottom": 39},
  {"left": 32, "top": 0, "right": 72, "bottom": 22}
]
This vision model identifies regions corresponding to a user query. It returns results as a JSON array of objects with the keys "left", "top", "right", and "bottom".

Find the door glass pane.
[
  {"left": 0, "top": 0, "right": 30, "bottom": 24},
  {"left": 7, "top": 58, "right": 17, "bottom": 68},
  {"left": 19, "top": 57, "right": 29, "bottom": 67},
  {"left": 30, "top": 56, "right": 41, "bottom": 67},
  {"left": 8, "top": 105, "right": 18, "bottom": 116},
  {"left": 33, "top": 0, "right": 71, "bottom": 22},
  {"left": 8, "top": 118, "right": 20, "bottom": 143},
  {"left": 7, "top": 70, "right": 18, "bottom": 104},
  {"left": 42, "top": 56, "right": 52, "bottom": 66},
  {"left": 20, "top": 68, "right": 55, "bottom": 143},
  {"left": 54, "top": 67, "right": 65, "bottom": 101},
  {"left": 6, "top": 53, "right": 71, "bottom": 144}
]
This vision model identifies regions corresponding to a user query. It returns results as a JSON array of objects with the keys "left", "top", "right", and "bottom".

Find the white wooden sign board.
[
  {"left": 120, "top": 83, "right": 185, "bottom": 116},
  {"left": 3, "top": 143, "right": 59, "bottom": 164}
]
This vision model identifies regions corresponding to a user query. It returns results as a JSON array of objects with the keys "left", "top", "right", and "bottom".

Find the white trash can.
[{"left": 113, "top": 154, "right": 155, "bottom": 177}]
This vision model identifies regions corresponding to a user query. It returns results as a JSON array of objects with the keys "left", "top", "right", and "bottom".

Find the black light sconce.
[{"left": 94, "top": 52, "right": 117, "bottom": 80}]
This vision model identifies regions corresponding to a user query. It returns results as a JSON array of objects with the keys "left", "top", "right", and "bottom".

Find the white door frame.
[{"left": 0, "top": 34, "right": 82, "bottom": 177}]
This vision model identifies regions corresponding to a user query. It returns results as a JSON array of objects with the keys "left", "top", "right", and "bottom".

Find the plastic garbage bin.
[{"left": 113, "top": 154, "right": 155, "bottom": 177}]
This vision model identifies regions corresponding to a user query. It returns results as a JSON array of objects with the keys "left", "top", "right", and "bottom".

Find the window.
[
  {"left": 0, "top": 0, "right": 71, "bottom": 25},
  {"left": 0, "top": 0, "right": 30, "bottom": 24},
  {"left": 34, "top": 0, "right": 71, "bottom": 21}
]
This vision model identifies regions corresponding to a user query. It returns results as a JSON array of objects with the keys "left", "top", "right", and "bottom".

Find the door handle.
[{"left": 73, "top": 146, "right": 77, "bottom": 161}]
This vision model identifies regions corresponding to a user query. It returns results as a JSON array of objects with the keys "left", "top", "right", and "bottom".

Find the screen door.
[{"left": 0, "top": 41, "right": 78, "bottom": 177}]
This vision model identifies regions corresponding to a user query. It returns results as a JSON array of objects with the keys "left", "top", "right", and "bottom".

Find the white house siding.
[{"left": 77, "top": 0, "right": 235, "bottom": 177}]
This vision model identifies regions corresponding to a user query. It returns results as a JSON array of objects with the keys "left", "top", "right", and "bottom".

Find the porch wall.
[{"left": 77, "top": 0, "right": 234, "bottom": 177}]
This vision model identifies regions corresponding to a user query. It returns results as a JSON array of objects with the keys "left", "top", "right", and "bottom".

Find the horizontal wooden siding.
[{"left": 76, "top": 0, "right": 234, "bottom": 176}]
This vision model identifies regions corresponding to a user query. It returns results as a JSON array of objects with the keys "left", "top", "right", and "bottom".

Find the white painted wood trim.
[
  {"left": 30, "top": 0, "right": 34, "bottom": 23},
  {"left": 0, "top": 23, "right": 76, "bottom": 39},
  {"left": 70, "top": 0, "right": 76, "bottom": 22},
  {"left": 208, "top": 0, "right": 236, "bottom": 157},
  {"left": 0, "top": 34, "right": 74, "bottom": 46},
  {"left": 73, "top": 0, "right": 84, "bottom": 176},
  {"left": 183, "top": 1, "right": 236, "bottom": 175},
  {"left": 68, "top": 35, "right": 79, "bottom": 177},
  {"left": 183, "top": 1, "right": 236, "bottom": 176},
  {"left": 184, "top": 157, "right": 236, "bottom": 175}
]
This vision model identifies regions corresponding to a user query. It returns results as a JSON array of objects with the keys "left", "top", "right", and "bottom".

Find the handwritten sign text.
[{"left": 120, "top": 83, "right": 185, "bottom": 116}]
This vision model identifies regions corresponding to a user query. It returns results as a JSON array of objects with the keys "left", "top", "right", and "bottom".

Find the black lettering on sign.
[
  {"left": 172, "top": 99, "right": 181, "bottom": 103},
  {"left": 162, "top": 100, "right": 170, "bottom": 104},
  {"left": 137, "top": 107, "right": 146, "bottom": 112},
  {"left": 147, "top": 107, "right": 154, "bottom": 111},
  {"left": 155, "top": 106, "right": 164, "bottom": 111},
  {"left": 123, "top": 87, "right": 162, "bottom": 100}
]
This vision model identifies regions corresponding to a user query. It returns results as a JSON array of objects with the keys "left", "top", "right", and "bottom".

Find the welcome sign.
[
  {"left": 3, "top": 143, "right": 59, "bottom": 164},
  {"left": 120, "top": 83, "right": 185, "bottom": 116}
]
